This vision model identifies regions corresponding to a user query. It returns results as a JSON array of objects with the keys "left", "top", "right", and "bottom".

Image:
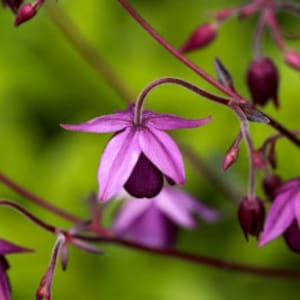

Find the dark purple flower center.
[
  {"left": 284, "top": 221, "right": 300, "bottom": 253},
  {"left": 124, "top": 153, "right": 163, "bottom": 198}
]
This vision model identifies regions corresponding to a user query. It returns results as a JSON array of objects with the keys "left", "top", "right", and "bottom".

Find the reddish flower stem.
[
  {"left": 0, "top": 173, "right": 82, "bottom": 224},
  {"left": 0, "top": 200, "right": 57, "bottom": 233},
  {"left": 75, "top": 234, "right": 300, "bottom": 281},
  {"left": 118, "top": 0, "right": 300, "bottom": 148},
  {"left": 134, "top": 77, "right": 229, "bottom": 125}
]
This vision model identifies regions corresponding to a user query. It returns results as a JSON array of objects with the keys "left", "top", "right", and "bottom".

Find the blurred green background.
[{"left": 0, "top": 0, "right": 300, "bottom": 299}]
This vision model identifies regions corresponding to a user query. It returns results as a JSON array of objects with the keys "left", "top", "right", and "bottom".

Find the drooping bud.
[
  {"left": 246, "top": 57, "right": 279, "bottom": 108},
  {"left": 238, "top": 197, "right": 265, "bottom": 241},
  {"left": 15, "top": 3, "right": 37, "bottom": 26},
  {"left": 223, "top": 146, "right": 239, "bottom": 170},
  {"left": 263, "top": 174, "right": 282, "bottom": 201},
  {"left": 180, "top": 23, "right": 217, "bottom": 53},
  {"left": 284, "top": 50, "right": 300, "bottom": 71}
]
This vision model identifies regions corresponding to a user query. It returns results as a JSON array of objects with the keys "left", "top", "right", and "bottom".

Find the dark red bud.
[
  {"left": 246, "top": 57, "right": 279, "bottom": 108},
  {"left": 180, "top": 23, "right": 217, "bottom": 53},
  {"left": 284, "top": 50, "right": 300, "bottom": 71},
  {"left": 15, "top": 3, "right": 37, "bottom": 26},
  {"left": 238, "top": 197, "right": 265, "bottom": 241},
  {"left": 263, "top": 174, "right": 282, "bottom": 201}
]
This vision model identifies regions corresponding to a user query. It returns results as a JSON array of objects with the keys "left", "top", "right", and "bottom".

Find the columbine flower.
[
  {"left": 259, "top": 177, "right": 300, "bottom": 252},
  {"left": 0, "top": 239, "right": 32, "bottom": 300},
  {"left": 61, "top": 104, "right": 211, "bottom": 201},
  {"left": 112, "top": 187, "right": 220, "bottom": 248}
]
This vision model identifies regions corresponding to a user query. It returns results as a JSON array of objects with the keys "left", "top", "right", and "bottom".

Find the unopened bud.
[
  {"left": 246, "top": 57, "right": 279, "bottom": 108},
  {"left": 284, "top": 50, "right": 300, "bottom": 71},
  {"left": 238, "top": 197, "right": 265, "bottom": 241},
  {"left": 223, "top": 146, "right": 239, "bottom": 170},
  {"left": 180, "top": 23, "right": 217, "bottom": 53},
  {"left": 15, "top": 3, "right": 37, "bottom": 26},
  {"left": 263, "top": 174, "right": 282, "bottom": 201}
]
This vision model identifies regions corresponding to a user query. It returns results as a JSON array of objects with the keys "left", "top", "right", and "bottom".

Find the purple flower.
[
  {"left": 0, "top": 239, "right": 33, "bottom": 300},
  {"left": 61, "top": 104, "right": 211, "bottom": 201},
  {"left": 112, "top": 187, "right": 220, "bottom": 248},
  {"left": 259, "top": 177, "right": 300, "bottom": 251}
]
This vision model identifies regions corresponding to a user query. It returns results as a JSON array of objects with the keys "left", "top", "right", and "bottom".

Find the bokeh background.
[{"left": 0, "top": 0, "right": 300, "bottom": 299}]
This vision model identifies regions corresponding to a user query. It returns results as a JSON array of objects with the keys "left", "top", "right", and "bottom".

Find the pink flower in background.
[
  {"left": 112, "top": 187, "right": 220, "bottom": 248},
  {"left": 259, "top": 177, "right": 300, "bottom": 252},
  {"left": 62, "top": 104, "right": 211, "bottom": 201}
]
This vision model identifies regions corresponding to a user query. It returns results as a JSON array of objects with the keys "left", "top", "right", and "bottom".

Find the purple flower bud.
[
  {"left": 180, "top": 23, "right": 217, "bottom": 53},
  {"left": 222, "top": 146, "right": 239, "bottom": 171},
  {"left": 246, "top": 57, "right": 279, "bottom": 108},
  {"left": 263, "top": 174, "right": 282, "bottom": 201},
  {"left": 238, "top": 197, "right": 266, "bottom": 241},
  {"left": 284, "top": 50, "right": 300, "bottom": 71},
  {"left": 15, "top": 3, "right": 37, "bottom": 26}
]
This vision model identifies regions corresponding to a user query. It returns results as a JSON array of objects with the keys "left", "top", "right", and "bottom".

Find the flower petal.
[
  {"left": 144, "top": 112, "right": 212, "bottom": 131},
  {"left": 0, "top": 239, "right": 33, "bottom": 255},
  {"left": 156, "top": 188, "right": 196, "bottom": 228},
  {"left": 61, "top": 111, "right": 132, "bottom": 133},
  {"left": 121, "top": 203, "right": 178, "bottom": 248},
  {"left": 139, "top": 128, "right": 185, "bottom": 184},
  {"left": 0, "top": 257, "right": 10, "bottom": 300},
  {"left": 98, "top": 128, "right": 142, "bottom": 201},
  {"left": 113, "top": 198, "right": 152, "bottom": 234},
  {"left": 164, "top": 187, "right": 220, "bottom": 222},
  {"left": 259, "top": 189, "right": 296, "bottom": 247}
]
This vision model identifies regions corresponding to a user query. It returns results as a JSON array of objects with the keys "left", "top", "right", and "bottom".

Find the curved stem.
[
  {"left": 0, "top": 200, "right": 57, "bottom": 233},
  {"left": 74, "top": 234, "right": 300, "bottom": 281},
  {"left": 0, "top": 172, "right": 82, "bottom": 224},
  {"left": 134, "top": 77, "right": 230, "bottom": 125},
  {"left": 45, "top": 2, "right": 133, "bottom": 104}
]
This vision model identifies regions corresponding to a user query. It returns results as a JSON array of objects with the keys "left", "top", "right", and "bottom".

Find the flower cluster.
[{"left": 180, "top": 0, "right": 300, "bottom": 108}]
